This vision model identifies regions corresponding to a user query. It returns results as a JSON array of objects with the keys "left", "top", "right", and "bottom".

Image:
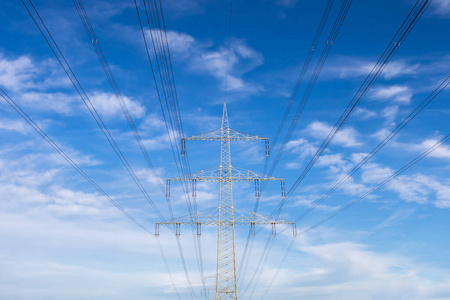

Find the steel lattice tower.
[{"left": 157, "top": 102, "right": 296, "bottom": 299}]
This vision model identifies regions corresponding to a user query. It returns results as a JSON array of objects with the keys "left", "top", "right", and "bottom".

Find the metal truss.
[
  {"left": 167, "top": 166, "right": 283, "bottom": 183},
  {"left": 159, "top": 102, "right": 296, "bottom": 300},
  {"left": 156, "top": 208, "right": 297, "bottom": 237}
]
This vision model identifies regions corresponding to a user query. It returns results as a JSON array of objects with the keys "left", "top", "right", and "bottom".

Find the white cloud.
[
  {"left": 353, "top": 107, "right": 377, "bottom": 120},
  {"left": 0, "top": 54, "right": 70, "bottom": 92},
  {"left": 315, "top": 153, "right": 346, "bottom": 168},
  {"left": 412, "top": 138, "right": 450, "bottom": 159},
  {"left": 382, "top": 61, "right": 420, "bottom": 79},
  {"left": 360, "top": 162, "right": 394, "bottom": 184},
  {"left": 358, "top": 159, "right": 450, "bottom": 208},
  {"left": 141, "top": 132, "right": 172, "bottom": 150},
  {"left": 389, "top": 174, "right": 450, "bottom": 208},
  {"left": 156, "top": 30, "right": 264, "bottom": 95},
  {"left": 433, "top": 0, "right": 450, "bottom": 17},
  {"left": 381, "top": 105, "right": 400, "bottom": 124},
  {"left": 88, "top": 92, "right": 146, "bottom": 119},
  {"left": 285, "top": 138, "right": 318, "bottom": 168},
  {"left": 0, "top": 55, "right": 36, "bottom": 91},
  {"left": 371, "top": 85, "right": 413, "bottom": 104},
  {"left": 18, "top": 91, "right": 78, "bottom": 115},
  {"left": 291, "top": 195, "right": 341, "bottom": 212},
  {"left": 328, "top": 58, "right": 419, "bottom": 80},
  {"left": 258, "top": 238, "right": 450, "bottom": 300},
  {"left": 303, "top": 121, "right": 362, "bottom": 148},
  {"left": 0, "top": 54, "right": 147, "bottom": 119},
  {"left": 0, "top": 118, "right": 30, "bottom": 134},
  {"left": 386, "top": 137, "right": 450, "bottom": 161}
]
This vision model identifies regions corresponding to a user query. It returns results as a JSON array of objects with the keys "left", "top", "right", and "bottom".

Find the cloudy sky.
[{"left": 0, "top": 0, "right": 449, "bottom": 299}]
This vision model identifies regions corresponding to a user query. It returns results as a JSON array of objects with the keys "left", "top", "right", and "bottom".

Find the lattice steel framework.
[{"left": 157, "top": 102, "right": 296, "bottom": 299}]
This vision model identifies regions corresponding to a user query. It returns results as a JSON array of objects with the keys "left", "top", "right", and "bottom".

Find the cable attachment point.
[
  {"left": 192, "top": 179, "right": 197, "bottom": 198},
  {"left": 175, "top": 223, "right": 181, "bottom": 236},
  {"left": 265, "top": 139, "right": 270, "bottom": 156},
  {"left": 166, "top": 180, "right": 171, "bottom": 198},
  {"left": 271, "top": 222, "right": 277, "bottom": 236},
  {"left": 281, "top": 180, "right": 286, "bottom": 199},
  {"left": 181, "top": 139, "right": 186, "bottom": 156},
  {"left": 155, "top": 223, "right": 160, "bottom": 236},
  {"left": 254, "top": 179, "right": 260, "bottom": 198},
  {"left": 196, "top": 222, "right": 201, "bottom": 236}
]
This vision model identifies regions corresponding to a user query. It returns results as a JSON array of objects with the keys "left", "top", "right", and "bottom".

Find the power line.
[
  {"left": 70, "top": 4, "right": 198, "bottom": 295},
  {"left": 263, "top": 133, "right": 450, "bottom": 297},
  {"left": 0, "top": 87, "right": 181, "bottom": 300},
  {"left": 239, "top": 0, "right": 351, "bottom": 290},
  {"left": 72, "top": 0, "right": 166, "bottom": 198},
  {"left": 295, "top": 75, "right": 449, "bottom": 222},
  {"left": 301, "top": 134, "right": 450, "bottom": 234},
  {"left": 262, "top": 0, "right": 335, "bottom": 176},
  {"left": 22, "top": 0, "right": 168, "bottom": 224},
  {"left": 133, "top": 1, "right": 204, "bottom": 296},
  {"left": 272, "top": 0, "right": 432, "bottom": 218},
  {"left": 247, "top": 0, "right": 432, "bottom": 294},
  {"left": 264, "top": 0, "right": 352, "bottom": 189}
]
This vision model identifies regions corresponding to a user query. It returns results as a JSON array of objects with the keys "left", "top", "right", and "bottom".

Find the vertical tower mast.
[
  {"left": 157, "top": 102, "right": 296, "bottom": 299},
  {"left": 216, "top": 102, "right": 238, "bottom": 298}
]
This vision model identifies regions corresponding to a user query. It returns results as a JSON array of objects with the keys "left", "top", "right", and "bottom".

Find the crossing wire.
[
  {"left": 262, "top": 133, "right": 450, "bottom": 298},
  {"left": 141, "top": 0, "right": 204, "bottom": 291},
  {"left": 248, "top": 0, "right": 432, "bottom": 294},
  {"left": 262, "top": 0, "right": 335, "bottom": 176},
  {"left": 271, "top": 0, "right": 432, "bottom": 218},
  {"left": 260, "top": 77, "right": 449, "bottom": 299},
  {"left": 71, "top": 3, "right": 200, "bottom": 297},
  {"left": 0, "top": 87, "right": 181, "bottom": 300},
  {"left": 21, "top": 0, "right": 169, "bottom": 225},
  {"left": 134, "top": 0, "right": 205, "bottom": 296},
  {"left": 138, "top": 0, "right": 197, "bottom": 223},
  {"left": 71, "top": 0, "right": 167, "bottom": 199},
  {"left": 239, "top": 0, "right": 351, "bottom": 290},
  {"left": 295, "top": 75, "right": 449, "bottom": 222},
  {"left": 262, "top": 0, "right": 351, "bottom": 194}
]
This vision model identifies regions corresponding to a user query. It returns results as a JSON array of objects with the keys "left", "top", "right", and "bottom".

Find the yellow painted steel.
[{"left": 158, "top": 102, "right": 296, "bottom": 299}]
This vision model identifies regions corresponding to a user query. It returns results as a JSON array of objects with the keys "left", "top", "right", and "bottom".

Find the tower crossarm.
[
  {"left": 155, "top": 207, "right": 297, "bottom": 236},
  {"left": 167, "top": 166, "right": 283, "bottom": 182},
  {"left": 183, "top": 128, "right": 268, "bottom": 142}
]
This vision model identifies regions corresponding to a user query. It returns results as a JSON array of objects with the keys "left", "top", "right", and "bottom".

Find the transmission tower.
[{"left": 156, "top": 102, "right": 296, "bottom": 299}]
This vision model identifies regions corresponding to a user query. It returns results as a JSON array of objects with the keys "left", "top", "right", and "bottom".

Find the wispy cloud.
[
  {"left": 261, "top": 238, "right": 450, "bottom": 300},
  {"left": 432, "top": 0, "right": 450, "bottom": 17},
  {"left": 326, "top": 57, "right": 419, "bottom": 80},
  {"left": 370, "top": 85, "right": 413, "bottom": 104},
  {"left": 89, "top": 92, "right": 146, "bottom": 119},
  {"left": 0, "top": 118, "right": 31, "bottom": 135},
  {"left": 286, "top": 138, "right": 318, "bottom": 168},
  {"left": 0, "top": 54, "right": 70, "bottom": 92},
  {"left": 157, "top": 30, "right": 264, "bottom": 96},
  {"left": 303, "top": 121, "right": 363, "bottom": 148},
  {"left": 353, "top": 107, "right": 377, "bottom": 120}
]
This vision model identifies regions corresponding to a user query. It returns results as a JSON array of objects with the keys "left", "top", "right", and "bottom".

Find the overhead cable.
[
  {"left": 296, "top": 75, "right": 449, "bottom": 222},
  {"left": 0, "top": 87, "right": 181, "bottom": 300},
  {"left": 263, "top": 133, "right": 450, "bottom": 298},
  {"left": 22, "top": 0, "right": 169, "bottom": 224},
  {"left": 272, "top": 0, "right": 432, "bottom": 218}
]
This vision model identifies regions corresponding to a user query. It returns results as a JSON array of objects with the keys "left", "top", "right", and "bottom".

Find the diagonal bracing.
[{"left": 157, "top": 102, "right": 296, "bottom": 299}]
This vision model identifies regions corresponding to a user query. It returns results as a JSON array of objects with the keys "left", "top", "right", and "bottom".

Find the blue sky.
[{"left": 0, "top": 0, "right": 449, "bottom": 299}]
